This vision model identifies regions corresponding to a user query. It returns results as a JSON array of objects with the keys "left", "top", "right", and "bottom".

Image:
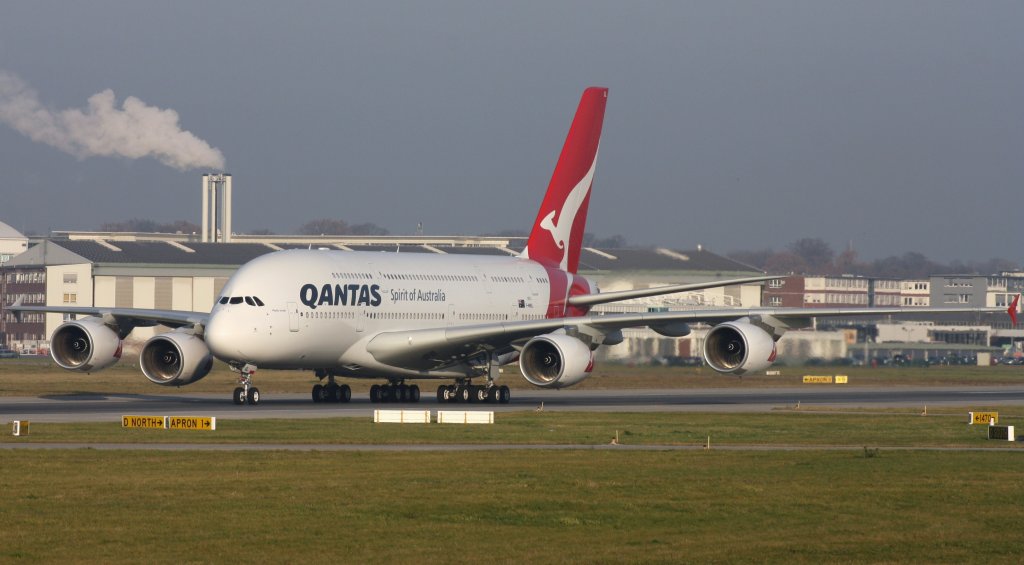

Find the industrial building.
[{"left": 0, "top": 221, "right": 28, "bottom": 266}]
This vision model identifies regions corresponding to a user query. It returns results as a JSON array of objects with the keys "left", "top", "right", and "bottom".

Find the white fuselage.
[{"left": 203, "top": 249, "right": 560, "bottom": 378}]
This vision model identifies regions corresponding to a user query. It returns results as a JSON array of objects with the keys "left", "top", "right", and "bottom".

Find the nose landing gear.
[{"left": 232, "top": 364, "right": 261, "bottom": 406}]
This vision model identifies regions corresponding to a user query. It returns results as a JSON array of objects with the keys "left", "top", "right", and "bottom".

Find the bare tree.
[
  {"left": 101, "top": 219, "right": 199, "bottom": 234},
  {"left": 788, "top": 238, "right": 834, "bottom": 272},
  {"left": 298, "top": 219, "right": 350, "bottom": 235}
]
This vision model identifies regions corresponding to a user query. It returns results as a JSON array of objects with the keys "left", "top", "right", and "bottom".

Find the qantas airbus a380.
[{"left": 13, "top": 88, "right": 1013, "bottom": 405}]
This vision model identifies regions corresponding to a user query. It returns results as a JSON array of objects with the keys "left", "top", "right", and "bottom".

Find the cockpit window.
[{"left": 221, "top": 296, "right": 265, "bottom": 306}]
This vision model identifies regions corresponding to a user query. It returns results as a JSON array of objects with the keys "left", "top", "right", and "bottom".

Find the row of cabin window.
[
  {"left": 332, "top": 272, "right": 372, "bottom": 280},
  {"left": 302, "top": 311, "right": 548, "bottom": 322},
  {"left": 383, "top": 273, "right": 478, "bottom": 282},
  {"left": 219, "top": 296, "right": 266, "bottom": 307}
]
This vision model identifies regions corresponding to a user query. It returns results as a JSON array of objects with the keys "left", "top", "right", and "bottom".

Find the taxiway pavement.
[{"left": 4, "top": 386, "right": 1024, "bottom": 423}]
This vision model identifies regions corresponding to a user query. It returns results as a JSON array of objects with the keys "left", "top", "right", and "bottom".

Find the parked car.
[{"left": 0, "top": 348, "right": 20, "bottom": 359}]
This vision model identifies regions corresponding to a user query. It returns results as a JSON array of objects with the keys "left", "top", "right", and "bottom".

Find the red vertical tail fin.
[{"left": 521, "top": 87, "right": 608, "bottom": 274}]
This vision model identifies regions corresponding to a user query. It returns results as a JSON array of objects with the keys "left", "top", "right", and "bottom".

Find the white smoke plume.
[{"left": 0, "top": 70, "right": 225, "bottom": 171}]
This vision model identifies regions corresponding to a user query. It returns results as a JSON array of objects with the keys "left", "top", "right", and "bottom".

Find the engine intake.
[
  {"left": 703, "top": 320, "right": 777, "bottom": 376},
  {"left": 141, "top": 331, "right": 214, "bottom": 386},
  {"left": 519, "top": 333, "right": 593, "bottom": 389},
  {"left": 50, "top": 318, "right": 123, "bottom": 372}
]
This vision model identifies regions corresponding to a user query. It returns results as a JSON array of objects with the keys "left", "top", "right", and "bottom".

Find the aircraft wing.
[
  {"left": 566, "top": 275, "right": 776, "bottom": 307},
  {"left": 9, "top": 302, "right": 208, "bottom": 331},
  {"left": 365, "top": 305, "right": 1006, "bottom": 371}
]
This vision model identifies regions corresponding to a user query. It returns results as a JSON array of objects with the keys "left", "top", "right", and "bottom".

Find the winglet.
[{"left": 1009, "top": 294, "right": 1020, "bottom": 326}]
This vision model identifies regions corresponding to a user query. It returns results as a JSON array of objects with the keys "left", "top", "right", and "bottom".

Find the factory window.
[
  {"left": 63, "top": 293, "right": 77, "bottom": 304},
  {"left": 63, "top": 273, "right": 78, "bottom": 284}
]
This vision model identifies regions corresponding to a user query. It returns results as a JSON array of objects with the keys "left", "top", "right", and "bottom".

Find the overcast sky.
[{"left": 1, "top": 1, "right": 1021, "bottom": 263}]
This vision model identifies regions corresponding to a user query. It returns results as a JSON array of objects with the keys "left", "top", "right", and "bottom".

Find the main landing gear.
[
  {"left": 232, "top": 364, "right": 261, "bottom": 406},
  {"left": 312, "top": 372, "right": 352, "bottom": 403},
  {"left": 436, "top": 383, "right": 510, "bottom": 404},
  {"left": 370, "top": 382, "right": 421, "bottom": 403}
]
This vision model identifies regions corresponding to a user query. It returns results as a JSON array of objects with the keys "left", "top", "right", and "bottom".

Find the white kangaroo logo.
[{"left": 538, "top": 152, "right": 599, "bottom": 271}]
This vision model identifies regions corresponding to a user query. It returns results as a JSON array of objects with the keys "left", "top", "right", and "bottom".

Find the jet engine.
[
  {"left": 140, "top": 331, "right": 214, "bottom": 386},
  {"left": 519, "top": 333, "right": 593, "bottom": 389},
  {"left": 703, "top": 320, "right": 777, "bottom": 376},
  {"left": 50, "top": 317, "right": 123, "bottom": 372}
]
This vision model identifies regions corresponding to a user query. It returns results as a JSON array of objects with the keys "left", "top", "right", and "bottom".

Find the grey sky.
[{"left": 1, "top": 1, "right": 1021, "bottom": 263}]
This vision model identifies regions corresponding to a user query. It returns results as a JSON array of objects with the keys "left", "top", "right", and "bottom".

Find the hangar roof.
[
  {"left": 0, "top": 221, "right": 26, "bottom": 241},
  {"left": 7, "top": 238, "right": 760, "bottom": 275}
]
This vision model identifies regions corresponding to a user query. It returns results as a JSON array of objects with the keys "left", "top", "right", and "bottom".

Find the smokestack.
[
  {"left": 200, "top": 173, "right": 232, "bottom": 243},
  {"left": 223, "top": 174, "right": 232, "bottom": 243},
  {"left": 201, "top": 174, "right": 209, "bottom": 242}
]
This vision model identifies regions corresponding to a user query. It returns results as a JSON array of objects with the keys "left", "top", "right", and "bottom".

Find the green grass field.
[
  {"left": 4, "top": 360, "right": 1024, "bottom": 563},
  {"left": 4, "top": 410, "right": 1024, "bottom": 448},
  {"left": 2, "top": 449, "right": 1023, "bottom": 563}
]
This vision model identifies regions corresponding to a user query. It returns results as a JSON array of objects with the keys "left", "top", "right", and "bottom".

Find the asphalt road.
[{"left": 4, "top": 385, "right": 1024, "bottom": 423}]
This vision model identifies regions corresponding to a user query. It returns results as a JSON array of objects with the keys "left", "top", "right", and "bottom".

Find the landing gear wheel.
[
  {"left": 458, "top": 386, "right": 470, "bottom": 402},
  {"left": 397, "top": 384, "right": 408, "bottom": 403},
  {"left": 499, "top": 385, "right": 511, "bottom": 404},
  {"left": 437, "top": 385, "right": 447, "bottom": 403},
  {"left": 370, "top": 384, "right": 381, "bottom": 403},
  {"left": 475, "top": 386, "right": 488, "bottom": 402},
  {"left": 234, "top": 363, "right": 259, "bottom": 406},
  {"left": 409, "top": 385, "right": 420, "bottom": 403},
  {"left": 327, "top": 383, "right": 347, "bottom": 403},
  {"left": 312, "top": 384, "right": 325, "bottom": 403},
  {"left": 340, "top": 384, "right": 352, "bottom": 403},
  {"left": 486, "top": 387, "right": 498, "bottom": 403}
]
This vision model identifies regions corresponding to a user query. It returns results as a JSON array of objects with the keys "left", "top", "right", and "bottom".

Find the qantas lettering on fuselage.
[{"left": 300, "top": 283, "right": 382, "bottom": 310}]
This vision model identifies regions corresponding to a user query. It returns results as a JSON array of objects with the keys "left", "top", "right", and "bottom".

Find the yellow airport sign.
[
  {"left": 122, "top": 415, "right": 168, "bottom": 429},
  {"left": 167, "top": 416, "right": 216, "bottom": 431},
  {"left": 969, "top": 411, "right": 998, "bottom": 425},
  {"left": 835, "top": 375, "right": 848, "bottom": 384},
  {"left": 802, "top": 376, "right": 833, "bottom": 384},
  {"left": 12, "top": 420, "right": 29, "bottom": 436}
]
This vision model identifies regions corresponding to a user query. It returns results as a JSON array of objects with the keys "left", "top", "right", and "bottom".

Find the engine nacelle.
[
  {"left": 140, "top": 331, "right": 214, "bottom": 386},
  {"left": 519, "top": 333, "right": 594, "bottom": 389},
  {"left": 50, "top": 318, "right": 123, "bottom": 372},
  {"left": 703, "top": 320, "right": 777, "bottom": 376}
]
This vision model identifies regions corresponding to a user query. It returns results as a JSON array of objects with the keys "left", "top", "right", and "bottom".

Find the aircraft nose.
[{"left": 205, "top": 311, "right": 245, "bottom": 362}]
